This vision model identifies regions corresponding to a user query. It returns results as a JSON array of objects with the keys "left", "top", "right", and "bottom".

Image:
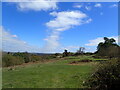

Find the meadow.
[{"left": 2, "top": 55, "right": 104, "bottom": 88}]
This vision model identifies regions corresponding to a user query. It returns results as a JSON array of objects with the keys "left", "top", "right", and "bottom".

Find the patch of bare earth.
[{"left": 69, "top": 60, "right": 93, "bottom": 65}]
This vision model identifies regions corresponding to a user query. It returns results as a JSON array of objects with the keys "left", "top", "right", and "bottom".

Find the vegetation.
[
  {"left": 75, "top": 47, "right": 85, "bottom": 55},
  {"left": 84, "top": 59, "right": 120, "bottom": 89},
  {"left": 2, "top": 52, "right": 56, "bottom": 67},
  {"left": 2, "top": 37, "right": 120, "bottom": 89},
  {"left": 96, "top": 37, "right": 119, "bottom": 58},
  {"left": 84, "top": 37, "right": 120, "bottom": 89},
  {"left": 2, "top": 54, "right": 24, "bottom": 67},
  {"left": 63, "top": 49, "right": 69, "bottom": 57}
]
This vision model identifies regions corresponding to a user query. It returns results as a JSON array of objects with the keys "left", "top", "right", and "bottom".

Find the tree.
[
  {"left": 76, "top": 47, "right": 85, "bottom": 55},
  {"left": 63, "top": 49, "right": 68, "bottom": 57},
  {"left": 97, "top": 37, "right": 119, "bottom": 58}
]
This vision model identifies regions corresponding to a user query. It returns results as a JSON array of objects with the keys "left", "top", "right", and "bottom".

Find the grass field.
[{"left": 2, "top": 55, "right": 104, "bottom": 88}]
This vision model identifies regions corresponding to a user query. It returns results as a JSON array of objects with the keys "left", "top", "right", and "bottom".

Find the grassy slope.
[{"left": 2, "top": 55, "right": 100, "bottom": 88}]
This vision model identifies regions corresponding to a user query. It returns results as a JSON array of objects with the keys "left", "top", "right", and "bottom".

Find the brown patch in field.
[
  {"left": 68, "top": 59, "right": 99, "bottom": 66},
  {"left": 68, "top": 62, "right": 98, "bottom": 66},
  {"left": 69, "top": 60, "right": 92, "bottom": 65},
  {"left": 68, "top": 62, "right": 88, "bottom": 65}
]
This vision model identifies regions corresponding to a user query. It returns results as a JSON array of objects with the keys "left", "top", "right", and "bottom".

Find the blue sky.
[{"left": 1, "top": 1, "right": 118, "bottom": 53}]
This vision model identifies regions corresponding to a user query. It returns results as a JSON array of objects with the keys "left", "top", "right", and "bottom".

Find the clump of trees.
[
  {"left": 62, "top": 50, "right": 74, "bottom": 57},
  {"left": 96, "top": 37, "right": 119, "bottom": 59},
  {"left": 84, "top": 37, "right": 120, "bottom": 89}
]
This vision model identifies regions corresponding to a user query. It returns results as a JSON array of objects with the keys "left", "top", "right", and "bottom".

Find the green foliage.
[
  {"left": 2, "top": 52, "right": 57, "bottom": 67},
  {"left": 13, "top": 52, "right": 31, "bottom": 63},
  {"left": 2, "top": 54, "right": 24, "bottom": 67},
  {"left": 54, "top": 53, "right": 60, "bottom": 56},
  {"left": 40, "top": 55, "right": 56, "bottom": 60},
  {"left": 84, "top": 59, "right": 120, "bottom": 89},
  {"left": 97, "top": 37, "right": 119, "bottom": 58},
  {"left": 63, "top": 49, "right": 69, "bottom": 57},
  {"left": 30, "top": 55, "right": 41, "bottom": 62}
]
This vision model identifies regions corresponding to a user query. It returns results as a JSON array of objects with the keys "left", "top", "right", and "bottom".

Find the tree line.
[
  {"left": 2, "top": 52, "right": 56, "bottom": 67},
  {"left": 2, "top": 37, "right": 120, "bottom": 67}
]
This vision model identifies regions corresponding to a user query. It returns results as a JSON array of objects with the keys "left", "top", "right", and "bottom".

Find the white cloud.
[
  {"left": 62, "top": 46, "right": 79, "bottom": 51},
  {"left": 110, "top": 4, "right": 118, "bottom": 8},
  {"left": 46, "top": 11, "right": 91, "bottom": 31},
  {"left": 94, "top": 3, "right": 102, "bottom": 7},
  {"left": 85, "top": 18, "right": 92, "bottom": 23},
  {"left": 42, "top": 31, "right": 60, "bottom": 52},
  {"left": 44, "top": 11, "right": 92, "bottom": 52},
  {"left": 85, "top": 6, "right": 91, "bottom": 11},
  {"left": 85, "top": 47, "right": 97, "bottom": 53},
  {"left": 0, "top": 26, "right": 41, "bottom": 52},
  {"left": 16, "top": 0, "right": 58, "bottom": 11},
  {"left": 11, "top": 35, "right": 18, "bottom": 38},
  {"left": 73, "top": 3, "right": 92, "bottom": 11},
  {"left": 85, "top": 36, "right": 118, "bottom": 46},
  {"left": 73, "top": 4, "right": 83, "bottom": 8}
]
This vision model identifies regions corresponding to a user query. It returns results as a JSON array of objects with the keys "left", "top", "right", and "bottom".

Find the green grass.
[{"left": 2, "top": 55, "right": 100, "bottom": 88}]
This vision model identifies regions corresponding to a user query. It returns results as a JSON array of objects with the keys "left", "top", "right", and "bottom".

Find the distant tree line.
[
  {"left": 2, "top": 37, "right": 120, "bottom": 67},
  {"left": 2, "top": 52, "right": 56, "bottom": 67}
]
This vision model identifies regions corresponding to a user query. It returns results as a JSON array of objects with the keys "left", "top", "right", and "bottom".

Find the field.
[{"left": 2, "top": 55, "right": 107, "bottom": 88}]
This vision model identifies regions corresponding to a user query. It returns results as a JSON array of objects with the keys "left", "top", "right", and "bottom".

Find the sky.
[{"left": 1, "top": 1, "right": 118, "bottom": 53}]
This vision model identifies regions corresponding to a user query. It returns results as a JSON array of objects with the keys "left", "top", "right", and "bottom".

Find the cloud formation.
[
  {"left": 42, "top": 31, "right": 60, "bottom": 52},
  {"left": 62, "top": 46, "right": 79, "bottom": 51},
  {"left": 73, "top": 3, "right": 92, "bottom": 11},
  {"left": 85, "top": 36, "right": 118, "bottom": 46},
  {"left": 1, "top": 26, "right": 41, "bottom": 52},
  {"left": 94, "top": 3, "right": 102, "bottom": 7},
  {"left": 46, "top": 11, "right": 91, "bottom": 31},
  {"left": 44, "top": 11, "right": 92, "bottom": 52},
  {"left": 85, "top": 6, "right": 91, "bottom": 11},
  {"left": 73, "top": 4, "right": 83, "bottom": 8},
  {"left": 110, "top": 4, "right": 118, "bottom": 8},
  {"left": 16, "top": 0, "right": 58, "bottom": 11}
]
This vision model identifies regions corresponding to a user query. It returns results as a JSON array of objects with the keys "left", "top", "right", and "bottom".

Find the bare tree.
[{"left": 77, "top": 47, "right": 85, "bottom": 54}]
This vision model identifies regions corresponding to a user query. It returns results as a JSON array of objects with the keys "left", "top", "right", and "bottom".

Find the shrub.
[
  {"left": 2, "top": 52, "right": 57, "bottom": 67},
  {"left": 31, "top": 55, "right": 41, "bottom": 62},
  {"left": 2, "top": 54, "right": 24, "bottom": 67},
  {"left": 84, "top": 59, "right": 120, "bottom": 89}
]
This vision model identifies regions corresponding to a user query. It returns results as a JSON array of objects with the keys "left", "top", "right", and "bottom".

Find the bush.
[
  {"left": 2, "top": 52, "right": 57, "bottom": 67},
  {"left": 2, "top": 54, "right": 24, "bottom": 67},
  {"left": 40, "top": 55, "right": 56, "bottom": 60},
  {"left": 84, "top": 59, "right": 120, "bottom": 89},
  {"left": 31, "top": 55, "right": 42, "bottom": 62}
]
